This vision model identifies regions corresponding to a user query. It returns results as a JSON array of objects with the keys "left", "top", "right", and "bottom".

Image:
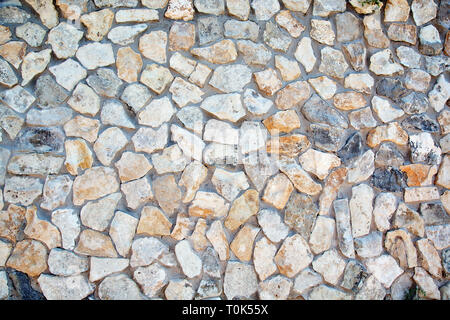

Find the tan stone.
[
  {"left": 441, "top": 190, "right": 450, "bottom": 215},
  {"left": 140, "top": 64, "right": 174, "bottom": 94},
  {"left": 394, "top": 202, "right": 425, "bottom": 237},
  {"left": 25, "top": 0, "right": 59, "bottom": 28},
  {"left": 413, "top": 267, "right": 440, "bottom": 300},
  {"left": 188, "top": 191, "right": 229, "bottom": 219},
  {"left": 436, "top": 155, "right": 450, "bottom": 189},
  {"left": 333, "top": 92, "right": 366, "bottom": 111},
  {"left": 75, "top": 229, "right": 118, "bottom": 258},
  {"left": 24, "top": 206, "right": 61, "bottom": 250},
  {"left": 64, "top": 116, "right": 100, "bottom": 144},
  {"left": 225, "top": 190, "right": 259, "bottom": 232},
  {"left": 189, "top": 218, "right": 208, "bottom": 252},
  {"left": 139, "top": 31, "right": 167, "bottom": 64},
  {"left": 80, "top": 9, "right": 114, "bottom": 41},
  {"left": 226, "top": 0, "right": 250, "bottom": 20},
  {"left": 6, "top": 239, "right": 47, "bottom": 277},
  {"left": 0, "top": 26, "right": 11, "bottom": 45},
  {"left": 165, "top": 0, "right": 195, "bottom": 21},
  {"left": 275, "top": 234, "right": 313, "bottom": 278},
  {"left": 21, "top": 49, "right": 52, "bottom": 86},
  {"left": 171, "top": 213, "right": 194, "bottom": 241},
  {"left": 275, "top": 81, "right": 311, "bottom": 110},
  {"left": 385, "top": 229, "right": 418, "bottom": 269},
  {"left": 64, "top": 139, "right": 93, "bottom": 176},
  {"left": 254, "top": 68, "right": 282, "bottom": 96},
  {"left": 262, "top": 173, "right": 294, "bottom": 210},
  {"left": 275, "top": 10, "right": 305, "bottom": 38},
  {"left": 152, "top": 175, "right": 182, "bottom": 216},
  {"left": 318, "top": 167, "right": 348, "bottom": 216},
  {"left": 206, "top": 220, "right": 229, "bottom": 261},
  {"left": 400, "top": 164, "right": 437, "bottom": 187},
  {"left": 416, "top": 238, "right": 442, "bottom": 279},
  {"left": 0, "top": 41, "right": 26, "bottom": 69},
  {"left": 72, "top": 167, "right": 119, "bottom": 206},
  {"left": 116, "top": 47, "right": 142, "bottom": 83},
  {"left": 384, "top": 0, "right": 410, "bottom": 22},
  {"left": 404, "top": 187, "right": 440, "bottom": 204},
  {"left": 137, "top": 206, "right": 172, "bottom": 236},
  {"left": 266, "top": 134, "right": 310, "bottom": 158},
  {"left": 114, "top": 152, "right": 152, "bottom": 183},
  {"left": 179, "top": 161, "right": 208, "bottom": 203},
  {"left": 299, "top": 149, "right": 341, "bottom": 180},
  {"left": 279, "top": 161, "right": 322, "bottom": 196},
  {"left": 169, "top": 22, "right": 195, "bottom": 51},
  {"left": 366, "top": 122, "right": 409, "bottom": 148},
  {"left": 0, "top": 204, "right": 26, "bottom": 244},
  {"left": 230, "top": 224, "right": 260, "bottom": 262},
  {"left": 263, "top": 110, "right": 301, "bottom": 135},
  {"left": 190, "top": 39, "right": 237, "bottom": 64}
]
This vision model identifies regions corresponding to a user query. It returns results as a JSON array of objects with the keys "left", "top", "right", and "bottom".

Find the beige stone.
[
  {"left": 75, "top": 229, "right": 118, "bottom": 258},
  {"left": 416, "top": 238, "right": 442, "bottom": 279},
  {"left": 0, "top": 205, "right": 26, "bottom": 244},
  {"left": 165, "top": 0, "right": 195, "bottom": 21},
  {"left": 168, "top": 22, "right": 195, "bottom": 51},
  {"left": 263, "top": 110, "right": 301, "bottom": 135},
  {"left": 385, "top": 229, "right": 418, "bottom": 269},
  {"left": 318, "top": 167, "right": 347, "bottom": 216},
  {"left": 170, "top": 213, "right": 194, "bottom": 241},
  {"left": 279, "top": 161, "right": 322, "bottom": 196},
  {"left": 400, "top": 164, "right": 437, "bottom": 187},
  {"left": 114, "top": 152, "right": 152, "bottom": 183},
  {"left": 254, "top": 68, "right": 282, "bottom": 96},
  {"left": 275, "top": 81, "right": 311, "bottom": 110},
  {"left": 139, "top": 31, "right": 167, "bottom": 64},
  {"left": 275, "top": 234, "right": 313, "bottom": 278},
  {"left": 275, "top": 10, "right": 305, "bottom": 38},
  {"left": 137, "top": 206, "right": 172, "bottom": 236},
  {"left": 80, "top": 9, "right": 114, "bottom": 41},
  {"left": 140, "top": 64, "right": 174, "bottom": 94},
  {"left": 366, "top": 122, "right": 409, "bottom": 148},
  {"left": 21, "top": 49, "right": 52, "bottom": 86},
  {"left": 206, "top": 220, "right": 229, "bottom": 261},
  {"left": 116, "top": 47, "right": 142, "bottom": 83},
  {"left": 225, "top": 189, "right": 259, "bottom": 231},
  {"left": 262, "top": 173, "right": 294, "bottom": 210},
  {"left": 25, "top": 0, "right": 59, "bottom": 28},
  {"left": 188, "top": 191, "right": 229, "bottom": 219},
  {"left": 189, "top": 218, "right": 208, "bottom": 252},
  {"left": 0, "top": 41, "right": 26, "bottom": 69},
  {"left": 64, "top": 116, "right": 100, "bottom": 144},
  {"left": 230, "top": 224, "right": 260, "bottom": 262},
  {"left": 333, "top": 92, "right": 366, "bottom": 111},
  {"left": 24, "top": 206, "right": 61, "bottom": 250},
  {"left": 64, "top": 139, "right": 93, "bottom": 176},
  {"left": 190, "top": 39, "right": 237, "bottom": 64},
  {"left": 6, "top": 239, "right": 48, "bottom": 277}
]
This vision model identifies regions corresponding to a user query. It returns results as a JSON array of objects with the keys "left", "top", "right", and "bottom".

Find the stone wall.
[{"left": 0, "top": 0, "right": 449, "bottom": 300}]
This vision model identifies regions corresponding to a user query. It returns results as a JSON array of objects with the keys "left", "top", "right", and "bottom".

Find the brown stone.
[
  {"left": 399, "top": 164, "right": 437, "bottom": 187},
  {"left": 24, "top": 206, "right": 61, "bottom": 250},
  {"left": 263, "top": 110, "right": 301, "bottom": 135},
  {"left": 275, "top": 81, "right": 311, "bottom": 110},
  {"left": 0, "top": 204, "right": 26, "bottom": 244},
  {"left": 152, "top": 175, "right": 182, "bottom": 216},
  {"left": 0, "top": 41, "right": 26, "bottom": 69},
  {"left": 266, "top": 134, "right": 310, "bottom": 158},
  {"left": 366, "top": 122, "right": 409, "bottom": 148},
  {"left": 387, "top": 23, "right": 417, "bottom": 45},
  {"left": 190, "top": 39, "right": 237, "bottom": 64}
]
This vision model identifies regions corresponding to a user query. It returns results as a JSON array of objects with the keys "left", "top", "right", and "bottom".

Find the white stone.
[
  {"left": 350, "top": 183, "right": 374, "bottom": 238},
  {"left": 51, "top": 209, "right": 80, "bottom": 251},
  {"left": 109, "top": 211, "right": 138, "bottom": 257},
  {"left": 366, "top": 255, "right": 404, "bottom": 288},
  {"left": 38, "top": 274, "right": 94, "bottom": 300},
  {"left": 312, "top": 249, "right": 346, "bottom": 285},
  {"left": 175, "top": 240, "right": 202, "bottom": 278},
  {"left": 49, "top": 59, "right": 87, "bottom": 91},
  {"left": 257, "top": 208, "right": 289, "bottom": 243},
  {"left": 89, "top": 257, "right": 129, "bottom": 282},
  {"left": 47, "top": 248, "right": 89, "bottom": 276}
]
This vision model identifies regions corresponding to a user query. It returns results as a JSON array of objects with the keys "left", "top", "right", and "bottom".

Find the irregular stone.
[
  {"left": 115, "top": 9, "right": 159, "bottom": 22},
  {"left": 47, "top": 248, "right": 89, "bottom": 276},
  {"left": 75, "top": 229, "right": 118, "bottom": 258},
  {"left": 384, "top": 0, "right": 410, "bottom": 22},
  {"left": 335, "top": 12, "right": 361, "bottom": 43},
  {"left": 230, "top": 224, "right": 259, "bottom": 262},
  {"left": 169, "top": 77, "right": 204, "bottom": 108},
  {"left": 308, "top": 215, "right": 335, "bottom": 255},
  {"left": 26, "top": 107, "right": 73, "bottom": 127},
  {"left": 225, "top": 189, "right": 259, "bottom": 231},
  {"left": 6, "top": 153, "right": 62, "bottom": 177},
  {"left": 0, "top": 240, "right": 12, "bottom": 267},
  {"left": 170, "top": 213, "right": 194, "bottom": 241},
  {"left": 419, "top": 25, "right": 443, "bottom": 56},
  {"left": 333, "top": 92, "right": 366, "bottom": 111},
  {"left": 80, "top": 9, "right": 114, "bottom": 41},
  {"left": 0, "top": 204, "right": 26, "bottom": 244},
  {"left": 284, "top": 192, "right": 317, "bottom": 240},
  {"left": 243, "top": 152, "right": 279, "bottom": 190},
  {"left": 189, "top": 218, "right": 208, "bottom": 252},
  {"left": 191, "top": 39, "right": 237, "bottom": 64},
  {"left": 258, "top": 275, "right": 292, "bottom": 300},
  {"left": 3, "top": 176, "right": 42, "bottom": 206},
  {"left": 93, "top": 127, "right": 128, "bottom": 166},
  {"left": 165, "top": 279, "right": 195, "bottom": 300},
  {"left": 24, "top": 0, "right": 59, "bottom": 28},
  {"left": 275, "top": 10, "right": 304, "bottom": 38},
  {"left": 413, "top": 267, "right": 440, "bottom": 300},
  {"left": 347, "top": 150, "right": 375, "bottom": 184},
  {"left": 394, "top": 202, "right": 425, "bottom": 237},
  {"left": 337, "top": 132, "right": 365, "bottom": 165},
  {"left": 256, "top": 208, "right": 288, "bottom": 243},
  {"left": 312, "top": 249, "right": 346, "bottom": 285},
  {"left": 72, "top": 166, "right": 119, "bottom": 206},
  {"left": 38, "top": 274, "right": 94, "bottom": 300},
  {"left": 372, "top": 96, "right": 404, "bottom": 123},
  {"left": 333, "top": 199, "right": 355, "bottom": 259},
  {"left": 41, "top": 175, "right": 73, "bottom": 211},
  {"left": 206, "top": 220, "right": 229, "bottom": 261},
  {"left": 409, "top": 132, "right": 442, "bottom": 165},
  {"left": 396, "top": 46, "right": 422, "bottom": 69},
  {"left": 308, "top": 285, "right": 352, "bottom": 300},
  {"left": 134, "top": 263, "right": 167, "bottom": 298},
  {"left": 251, "top": 0, "right": 280, "bottom": 20},
  {"left": 340, "top": 260, "right": 368, "bottom": 293},
  {"left": 168, "top": 21, "right": 195, "bottom": 52},
  {"left": 132, "top": 124, "right": 169, "bottom": 154},
  {"left": 153, "top": 175, "right": 181, "bottom": 216},
  {"left": 17, "top": 127, "right": 64, "bottom": 153},
  {"left": 47, "top": 22, "right": 83, "bottom": 59},
  {"left": 224, "top": 261, "right": 257, "bottom": 299},
  {"left": 294, "top": 37, "right": 316, "bottom": 73},
  {"left": 165, "top": 0, "right": 195, "bottom": 21},
  {"left": 116, "top": 47, "right": 143, "bottom": 83},
  {"left": 367, "top": 122, "right": 409, "bottom": 148},
  {"left": 411, "top": 0, "right": 437, "bottom": 26},
  {"left": 51, "top": 209, "right": 80, "bottom": 250},
  {"left": 121, "top": 83, "right": 151, "bottom": 113},
  {"left": 237, "top": 40, "right": 271, "bottom": 67},
  {"left": 76, "top": 43, "right": 115, "bottom": 70},
  {"left": 109, "top": 211, "right": 138, "bottom": 257},
  {"left": 310, "top": 19, "right": 336, "bottom": 44},
  {"left": 387, "top": 23, "right": 417, "bottom": 45},
  {"left": 275, "top": 234, "right": 313, "bottom": 278},
  {"left": 0, "top": 41, "right": 26, "bottom": 70},
  {"left": 200, "top": 93, "right": 245, "bottom": 123},
  {"left": 100, "top": 100, "right": 135, "bottom": 129},
  {"left": 197, "top": 16, "right": 222, "bottom": 45},
  {"left": 318, "top": 168, "right": 347, "bottom": 216},
  {"left": 21, "top": 49, "right": 51, "bottom": 86},
  {"left": 349, "top": 184, "right": 374, "bottom": 238},
  {"left": 416, "top": 238, "right": 442, "bottom": 278},
  {"left": 253, "top": 237, "right": 277, "bottom": 281},
  {"left": 137, "top": 206, "right": 172, "bottom": 237},
  {"left": 140, "top": 64, "right": 173, "bottom": 95},
  {"left": 64, "top": 116, "right": 100, "bottom": 144},
  {"left": 0, "top": 7, "right": 30, "bottom": 24},
  {"left": 342, "top": 42, "right": 367, "bottom": 72},
  {"left": 98, "top": 274, "right": 144, "bottom": 300},
  {"left": 425, "top": 224, "right": 450, "bottom": 250},
  {"left": 371, "top": 167, "right": 406, "bottom": 192},
  {"left": 292, "top": 268, "right": 322, "bottom": 296},
  {"left": 369, "top": 49, "right": 404, "bottom": 76},
  {"left": 89, "top": 257, "right": 129, "bottom": 282},
  {"left": 49, "top": 59, "right": 87, "bottom": 91},
  {"left": 420, "top": 202, "right": 450, "bottom": 226},
  {"left": 80, "top": 193, "right": 121, "bottom": 232},
  {"left": 15, "top": 22, "right": 45, "bottom": 48},
  {"left": 344, "top": 73, "right": 374, "bottom": 95},
  {"left": 263, "top": 21, "right": 291, "bottom": 53},
  {"left": 263, "top": 110, "right": 301, "bottom": 135},
  {"left": 6, "top": 239, "right": 47, "bottom": 277},
  {"left": 363, "top": 13, "right": 390, "bottom": 48},
  {"left": 349, "top": 107, "right": 377, "bottom": 130},
  {"left": 67, "top": 84, "right": 100, "bottom": 116}
]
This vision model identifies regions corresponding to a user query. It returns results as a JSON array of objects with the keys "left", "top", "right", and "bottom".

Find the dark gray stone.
[
  {"left": 302, "top": 94, "right": 348, "bottom": 129},
  {"left": 375, "top": 78, "right": 409, "bottom": 102},
  {"left": 338, "top": 132, "right": 365, "bottom": 165},
  {"left": 442, "top": 248, "right": 450, "bottom": 277},
  {"left": 399, "top": 92, "right": 430, "bottom": 114},
  {"left": 375, "top": 143, "right": 405, "bottom": 168},
  {"left": 371, "top": 167, "right": 407, "bottom": 192},
  {"left": 7, "top": 270, "right": 45, "bottom": 300},
  {"left": 310, "top": 123, "right": 345, "bottom": 152},
  {"left": 35, "top": 74, "right": 69, "bottom": 109},
  {"left": 340, "top": 260, "right": 368, "bottom": 293},
  {"left": 17, "top": 127, "right": 65, "bottom": 153},
  {"left": 419, "top": 203, "right": 450, "bottom": 226},
  {"left": 284, "top": 192, "right": 318, "bottom": 242},
  {"left": 401, "top": 114, "right": 439, "bottom": 133}
]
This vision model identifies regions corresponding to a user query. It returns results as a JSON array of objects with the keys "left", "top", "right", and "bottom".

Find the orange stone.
[
  {"left": 0, "top": 204, "right": 26, "bottom": 244},
  {"left": 400, "top": 164, "right": 437, "bottom": 187},
  {"left": 0, "top": 41, "right": 27, "bottom": 69},
  {"left": 266, "top": 134, "right": 310, "bottom": 158},
  {"left": 263, "top": 110, "right": 301, "bottom": 135}
]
